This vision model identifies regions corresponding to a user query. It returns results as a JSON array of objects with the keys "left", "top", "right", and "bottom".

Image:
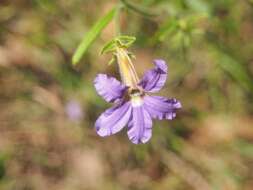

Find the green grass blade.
[{"left": 72, "top": 8, "right": 116, "bottom": 65}]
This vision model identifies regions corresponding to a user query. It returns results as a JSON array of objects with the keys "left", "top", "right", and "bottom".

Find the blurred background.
[{"left": 0, "top": 0, "right": 253, "bottom": 189}]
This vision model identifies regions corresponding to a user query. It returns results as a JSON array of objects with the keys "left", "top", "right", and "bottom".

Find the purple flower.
[
  {"left": 94, "top": 58, "right": 181, "bottom": 144},
  {"left": 65, "top": 100, "right": 84, "bottom": 122}
]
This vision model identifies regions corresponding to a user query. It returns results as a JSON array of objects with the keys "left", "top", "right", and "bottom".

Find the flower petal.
[
  {"left": 127, "top": 106, "right": 152, "bottom": 144},
  {"left": 139, "top": 59, "right": 168, "bottom": 92},
  {"left": 95, "top": 101, "right": 132, "bottom": 137},
  {"left": 94, "top": 74, "right": 127, "bottom": 103},
  {"left": 144, "top": 96, "right": 181, "bottom": 120}
]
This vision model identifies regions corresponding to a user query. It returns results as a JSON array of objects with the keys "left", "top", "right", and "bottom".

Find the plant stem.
[
  {"left": 115, "top": 3, "right": 123, "bottom": 36},
  {"left": 120, "top": 0, "right": 158, "bottom": 17}
]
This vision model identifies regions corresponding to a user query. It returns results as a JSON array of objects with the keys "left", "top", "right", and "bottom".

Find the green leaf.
[{"left": 72, "top": 8, "right": 116, "bottom": 65}]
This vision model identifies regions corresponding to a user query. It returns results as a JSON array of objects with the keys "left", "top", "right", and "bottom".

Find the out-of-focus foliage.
[
  {"left": 0, "top": 0, "right": 253, "bottom": 190},
  {"left": 72, "top": 7, "right": 116, "bottom": 65}
]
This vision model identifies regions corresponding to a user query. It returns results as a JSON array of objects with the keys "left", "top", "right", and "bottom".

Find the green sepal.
[
  {"left": 108, "top": 55, "right": 116, "bottom": 65},
  {"left": 100, "top": 35, "right": 136, "bottom": 55},
  {"left": 100, "top": 39, "right": 117, "bottom": 55},
  {"left": 116, "top": 36, "right": 136, "bottom": 48},
  {"left": 128, "top": 52, "right": 136, "bottom": 59}
]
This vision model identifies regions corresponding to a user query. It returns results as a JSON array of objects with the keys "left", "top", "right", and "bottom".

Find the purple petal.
[
  {"left": 95, "top": 101, "right": 132, "bottom": 137},
  {"left": 139, "top": 59, "right": 168, "bottom": 93},
  {"left": 127, "top": 106, "right": 152, "bottom": 144},
  {"left": 144, "top": 96, "right": 181, "bottom": 120},
  {"left": 94, "top": 74, "right": 126, "bottom": 103}
]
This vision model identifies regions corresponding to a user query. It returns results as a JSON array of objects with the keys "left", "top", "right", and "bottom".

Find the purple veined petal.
[
  {"left": 139, "top": 59, "right": 168, "bottom": 93},
  {"left": 144, "top": 95, "right": 181, "bottom": 120},
  {"left": 94, "top": 74, "right": 127, "bottom": 103},
  {"left": 95, "top": 101, "right": 132, "bottom": 137},
  {"left": 127, "top": 106, "right": 152, "bottom": 144}
]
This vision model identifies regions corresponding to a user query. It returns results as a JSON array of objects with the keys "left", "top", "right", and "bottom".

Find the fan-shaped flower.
[{"left": 94, "top": 48, "right": 181, "bottom": 144}]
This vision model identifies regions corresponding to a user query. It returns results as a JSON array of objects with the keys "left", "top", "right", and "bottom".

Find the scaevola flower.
[{"left": 94, "top": 47, "right": 181, "bottom": 144}]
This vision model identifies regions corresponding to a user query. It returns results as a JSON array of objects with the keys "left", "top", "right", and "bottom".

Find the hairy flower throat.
[{"left": 116, "top": 47, "right": 139, "bottom": 88}]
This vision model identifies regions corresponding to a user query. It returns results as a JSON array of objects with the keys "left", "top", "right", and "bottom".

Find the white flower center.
[{"left": 131, "top": 96, "right": 143, "bottom": 107}]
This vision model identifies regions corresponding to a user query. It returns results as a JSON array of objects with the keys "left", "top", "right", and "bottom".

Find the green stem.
[
  {"left": 115, "top": 3, "right": 123, "bottom": 36},
  {"left": 120, "top": 0, "right": 158, "bottom": 17}
]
